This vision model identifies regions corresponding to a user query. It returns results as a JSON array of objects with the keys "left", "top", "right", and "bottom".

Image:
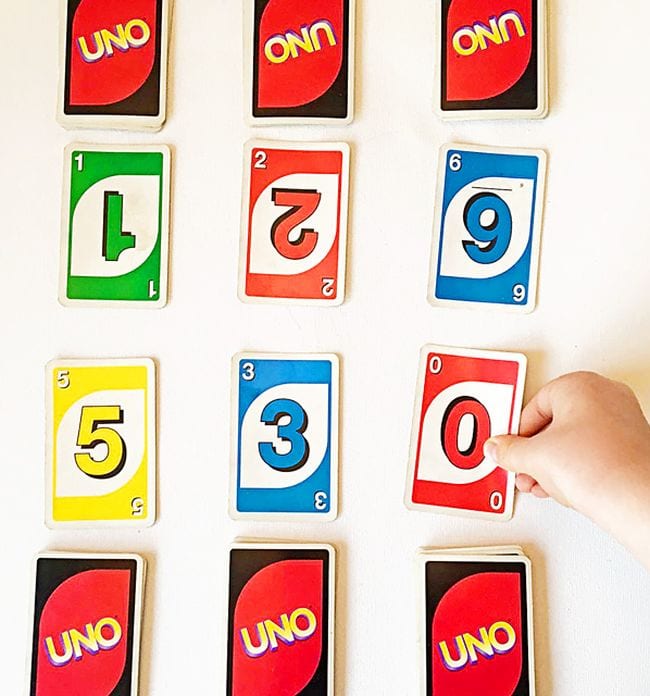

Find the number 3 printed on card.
[
  {"left": 231, "top": 352, "right": 339, "bottom": 521},
  {"left": 46, "top": 358, "right": 156, "bottom": 528}
]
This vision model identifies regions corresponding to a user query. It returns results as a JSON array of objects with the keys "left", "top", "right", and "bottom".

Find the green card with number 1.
[{"left": 59, "top": 143, "right": 171, "bottom": 307}]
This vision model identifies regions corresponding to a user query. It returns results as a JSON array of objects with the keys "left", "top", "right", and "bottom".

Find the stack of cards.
[
  {"left": 405, "top": 345, "right": 526, "bottom": 521},
  {"left": 434, "top": 0, "right": 548, "bottom": 120},
  {"left": 227, "top": 543, "right": 335, "bottom": 695},
  {"left": 57, "top": 0, "right": 171, "bottom": 131},
  {"left": 417, "top": 546, "right": 535, "bottom": 695},
  {"left": 245, "top": 0, "right": 355, "bottom": 125},
  {"left": 27, "top": 553, "right": 146, "bottom": 696}
]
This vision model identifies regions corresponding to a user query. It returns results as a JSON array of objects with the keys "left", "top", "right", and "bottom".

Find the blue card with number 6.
[
  {"left": 230, "top": 352, "right": 339, "bottom": 521},
  {"left": 429, "top": 144, "right": 547, "bottom": 312}
]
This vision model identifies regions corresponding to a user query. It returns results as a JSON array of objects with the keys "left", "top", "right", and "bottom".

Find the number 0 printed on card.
[{"left": 46, "top": 359, "right": 156, "bottom": 528}]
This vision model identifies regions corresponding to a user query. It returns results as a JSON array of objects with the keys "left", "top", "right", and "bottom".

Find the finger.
[
  {"left": 484, "top": 434, "right": 539, "bottom": 476},
  {"left": 515, "top": 473, "right": 538, "bottom": 493},
  {"left": 519, "top": 381, "right": 556, "bottom": 437},
  {"left": 530, "top": 484, "right": 550, "bottom": 499}
]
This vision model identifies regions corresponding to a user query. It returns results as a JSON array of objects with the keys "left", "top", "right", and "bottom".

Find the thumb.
[{"left": 483, "top": 435, "right": 536, "bottom": 476}]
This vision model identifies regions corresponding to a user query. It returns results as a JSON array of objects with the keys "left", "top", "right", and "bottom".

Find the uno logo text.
[
  {"left": 452, "top": 11, "right": 526, "bottom": 57},
  {"left": 77, "top": 19, "right": 151, "bottom": 63},
  {"left": 438, "top": 620, "right": 517, "bottom": 671},
  {"left": 264, "top": 20, "right": 337, "bottom": 64},
  {"left": 239, "top": 607, "right": 317, "bottom": 658},
  {"left": 44, "top": 617, "right": 122, "bottom": 667}
]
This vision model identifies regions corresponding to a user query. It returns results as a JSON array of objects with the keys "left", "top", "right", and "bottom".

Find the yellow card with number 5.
[{"left": 46, "top": 358, "right": 156, "bottom": 528}]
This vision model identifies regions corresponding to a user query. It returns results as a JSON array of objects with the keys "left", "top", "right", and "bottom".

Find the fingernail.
[{"left": 483, "top": 439, "right": 499, "bottom": 463}]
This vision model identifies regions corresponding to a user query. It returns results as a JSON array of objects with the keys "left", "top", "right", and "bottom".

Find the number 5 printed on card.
[{"left": 45, "top": 358, "right": 156, "bottom": 528}]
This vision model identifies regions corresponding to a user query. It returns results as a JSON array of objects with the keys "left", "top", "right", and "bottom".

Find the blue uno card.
[
  {"left": 430, "top": 144, "right": 547, "bottom": 312},
  {"left": 230, "top": 353, "right": 339, "bottom": 520}
]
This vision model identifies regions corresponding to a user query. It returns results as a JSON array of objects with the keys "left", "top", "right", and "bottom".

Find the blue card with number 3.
[
  {"left": 429, "top": 144, "right": 547, "bottom": 312},
  {"left": 230, "top": 352, "right": 339, "bottom": 520}
]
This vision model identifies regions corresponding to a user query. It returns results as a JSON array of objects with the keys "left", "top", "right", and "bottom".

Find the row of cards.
[
  {"left": 28, "top": 545, "right": 535, "bottom": 695},
  {"left": 45, "top": 345, "right": 525, "bottom": 528},
  {"left": 59, "top": 141, "right": 547, "bottom": 311},
  {"left": 58, "top": 0, "right": 547, "bottom": 131}
]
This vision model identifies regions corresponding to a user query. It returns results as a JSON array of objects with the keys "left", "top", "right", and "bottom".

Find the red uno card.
[
  {"left": 247, "top": 0, "right": 355, "bottom": 123},
  {"left": 58, "top": 0, "right": 170, "bottom": 130},
  {"left": 28, "top": 553, "right": 145, "bottom": 696},
  {"left": 405, "top": 345, "right": 526, "bottom": 521},
  {"left": 435, "top": 0, "right": 547, "bottom": 120},
  {"left": 418, "top": 552, "right": 535, "bottom": 695},
  {"left": 239, "top": 141, "right": 350, "bottom": 305},
  {"left": 227, "top": 543, "right": 335, "bottom": 695}
]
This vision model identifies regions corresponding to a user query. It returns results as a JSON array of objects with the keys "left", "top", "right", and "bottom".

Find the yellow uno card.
[{"left": 46, "top": 358, "right": 156, "bottom": 528}]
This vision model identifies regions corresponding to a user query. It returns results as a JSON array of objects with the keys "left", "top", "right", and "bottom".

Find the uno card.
[
  {"left": 429, "top": 144, "right": 547, "bottom": 312},
  {"left": 417, "top": 552, "right": 535, "bottom": 695},
  {"left": 239, "top": 141, "right": 350, "bottom": 305},
  {"left": 28, "top": 553, "right": 145, "bottom": 696},
  {"left": 227, "top": 543, "right": 335, "bottom": 695},
  {"left": 405, "top": 345, "right": 526, "bottom": 521},
  {"left": 230, "top": 353, "right": 339, "bottom": 520},
  {"left": 46, "top": 359, "right": 156, "bottom": 528},
  {"left": 59, "top": 144, "right": 171, "bottom": 308},
  {"left": 58, "top": 0, "right": 170, "bottom": 130},
  {"left": 434, "top": 0, "right": 547, "bottom": 119},
  {"left": 246, "top": 0, "right": 355, "bottom": 124}
]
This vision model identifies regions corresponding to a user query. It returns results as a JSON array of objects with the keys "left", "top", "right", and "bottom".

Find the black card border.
[
  {"left": 227, "top": 547, "right": 332, "bottom": 695},
  {"left": 30, "top": 557, "right": 139, "bottom": 696},
  {"left": 440, "top": 0, "right": 539, "bottom": 112},
  {"left": 63, "top": 0, "right": 164, "bottom": 116},
  {"left": 424, "top": 559, "right": 531, "bottom": 695},
  {"left": 251, "top": 0, "right": 350, "bottom": 119}
]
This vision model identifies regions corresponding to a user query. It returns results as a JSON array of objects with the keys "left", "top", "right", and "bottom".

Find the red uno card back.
[
  {"left": 252, "top": 0, "right": 352, "bottom": 120},
  {"left": 228, "top": 546, "right": 333, "bottom": 695},
  {"left": 424, "top": 559, "right": 532, "bottom": 695},
  {"left": 241, "top": 142, "right": 349, "bottom": 304},
  {"left": 441, "top": 0, "right": 541, "bottom": 114},
  {"left": 30, "top": 555, "right": 142, "bottom": 696},
  {"left": 64, "top": 0, "right": 164, "bottom": 117},
  {"left": 408, "top": 347, "right": 526, "bottom": 519}
]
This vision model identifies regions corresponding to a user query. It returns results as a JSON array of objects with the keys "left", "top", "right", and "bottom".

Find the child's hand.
[{"left": 484, "top": 372, "right": 650, "bottom": 569}]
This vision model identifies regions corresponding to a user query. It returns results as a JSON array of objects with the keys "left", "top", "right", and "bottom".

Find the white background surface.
[{"left": 1, "top": 1, "right": 650, "bottom": 694}]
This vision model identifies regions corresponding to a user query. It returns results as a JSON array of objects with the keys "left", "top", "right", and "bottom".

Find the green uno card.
[{"left": 59, "top": 144, "right": 171, "bottom": 307}]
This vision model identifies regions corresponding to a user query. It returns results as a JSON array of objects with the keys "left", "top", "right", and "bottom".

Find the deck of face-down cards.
[
  {"left": 57, "top": 0, "right": 171, "bottom": 131},
  {"left": 227, "top": 542, "right": 335, "bottom": 695},
  {"left": 434, "top": 0, "right": 547, "bottom": 120},
  {"left": 27, "top": 553, "right": 146, "bottom": 696},
  {"left": 405, "top": 345, "right": 526, "bottom": 521},
  {"left": 230, "top": 353, "right": 339, "bottom": 521},
  {"left": 244, "top": 0, "right": 355, "bottom": 125},
  {"left": 429, "top": 144, "right": 547, "bottom": 313},
  {"left": 45, "top": 358, "right": 156, "bottom": 528},
  {"left": 239, "top": 140, "right": 350, "bottom": 306},
  {"left": 59, "top": 143, "right": 171, "bottom": 308},
  {"left": 417, "top": 546, "right": 535, "bottom": 695}
]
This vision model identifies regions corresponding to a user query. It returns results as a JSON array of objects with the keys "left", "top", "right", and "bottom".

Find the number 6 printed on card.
[
  {"left": 238, "top": 140, "right": 350, "bottom": 305},
  {"left": 429, "top": 144, "right": 547, "bottom": 312},
  {"left": 405, "top": 345, "right": 526, "bottom": 521},
  {"left": 45, "top": 358, "right": 156, "bottom": 528}
]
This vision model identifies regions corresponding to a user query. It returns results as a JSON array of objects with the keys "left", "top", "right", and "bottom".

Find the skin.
[{"left": 483, "top": 371, "right": 650, "bottom": 571}]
